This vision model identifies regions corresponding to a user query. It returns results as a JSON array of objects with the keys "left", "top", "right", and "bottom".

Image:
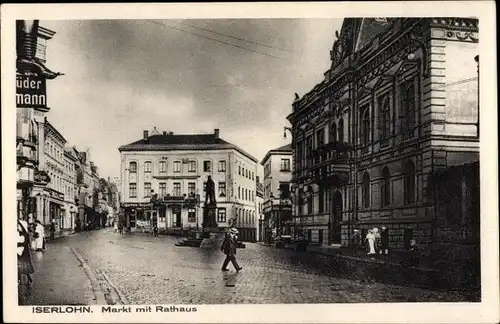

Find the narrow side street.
[{"left": 20, "top": 229, "right": 474, "bottom": 305}]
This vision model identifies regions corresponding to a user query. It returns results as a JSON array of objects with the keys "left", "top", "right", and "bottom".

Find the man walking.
[{"left": 221, "top": 228, "right": 242, "bottom": 272}]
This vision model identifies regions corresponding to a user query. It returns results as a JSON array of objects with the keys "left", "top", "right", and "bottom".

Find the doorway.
[
  {"left": 173, "top": 208, "right": 182, "bottom": 228},
  {"left": 330, "top": 191, "right": 343, "bottom": 244}
]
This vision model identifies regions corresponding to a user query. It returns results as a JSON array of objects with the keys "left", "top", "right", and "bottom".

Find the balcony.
[{"left": 156, "top": 193, "right": 200, "bottom": 207}]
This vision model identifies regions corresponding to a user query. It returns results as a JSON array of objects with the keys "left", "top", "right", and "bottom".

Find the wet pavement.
[
  {"left": 22, "top": 228, "right": 474, "bottom": 304},
  {"left": 19, "top": 243, "right": 95, "bottom": 305}
]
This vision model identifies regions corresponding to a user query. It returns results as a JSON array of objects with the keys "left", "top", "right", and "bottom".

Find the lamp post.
[
  {"left": 474, "top": 55, "right": 479, "bottom": 138},
  {"left": 269, "top": 193, "right": 275, "bottom": 243}
]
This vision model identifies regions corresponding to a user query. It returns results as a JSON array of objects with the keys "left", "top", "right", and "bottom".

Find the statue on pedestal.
[{"left": 202, "top": 176, "right": 218, "bottom": 234}]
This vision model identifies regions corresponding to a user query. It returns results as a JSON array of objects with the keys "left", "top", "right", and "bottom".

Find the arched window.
[
  {"left": 362, "top": 172, "right": 370, "bottom": 208},
  {"left": 361, "top": 106, "right": 370, "bottom": 146},
  {"left": 144, "top": 161, "right": 152, "bottom": 173},
  {"left": 404, "top": 161, "right": 416, "bottom": 204},
  {"left": 379, "top": 95, "right": 391, "bottom": 140},
  {"left": 129, "top": 161, "right": 137, "bottom": 173},
  {"left": 338, "top": 118, "right": 344, "bottom": 143},
  {"left": 400, "top": 79, "right": 416, "bottom": 137},
  {"left": 330, "top": 122, "right": 337, "bottom": 143},
  {"left": 381, "top": 167, "right": 391, "bottom": 207}
]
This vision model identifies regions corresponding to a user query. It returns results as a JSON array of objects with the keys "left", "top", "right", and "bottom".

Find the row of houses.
[{"left": 16, "top": 21, "right": 114, "bottom": 231}]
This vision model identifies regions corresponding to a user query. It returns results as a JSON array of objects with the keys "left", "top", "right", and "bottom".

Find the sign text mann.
[{"left": 16, "top": 74, "right": 47, "bottom": 109}]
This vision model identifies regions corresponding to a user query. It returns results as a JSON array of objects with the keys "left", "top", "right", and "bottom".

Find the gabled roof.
[
  {"left": 261, "top": 143, "right": 293, "bottom": 165},
  {"left": 118, "top": 133, "right": 258, "bottom": 163}
]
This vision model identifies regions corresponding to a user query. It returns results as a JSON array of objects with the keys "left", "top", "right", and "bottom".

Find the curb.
[
  {"left": 98, "top": 268, "right": 130, "bottom": 305},
  {"left": 69, "top": 247, "right": 107, "bottom": 305}
]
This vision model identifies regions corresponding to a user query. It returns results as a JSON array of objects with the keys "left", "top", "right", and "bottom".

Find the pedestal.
[{"left": 200, "top": 202, "right": 222, "bottom": 247}]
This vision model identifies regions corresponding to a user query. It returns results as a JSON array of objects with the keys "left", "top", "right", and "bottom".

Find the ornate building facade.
[
  {"left": 287, "top": 18, "right": 479, "bottom": 249},
  {"left": 16, "top": 21, "right": 62, "bottom": 222},
  {"left": 118, "top": 128, "right": 259, "bottom": 239}
]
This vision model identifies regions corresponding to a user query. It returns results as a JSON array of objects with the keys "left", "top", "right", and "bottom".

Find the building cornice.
[
  {"left": 119, "top": 143, "right": 258, "bottom": 163},
  {"left": 45, "top": 120, "right": 67, "bottom": 145},
  {"left": 261, "top": 150, "right": 293, "bottom": 166},
  {"left": 38, "top": 26, "right": 56, "bottom": 40}
]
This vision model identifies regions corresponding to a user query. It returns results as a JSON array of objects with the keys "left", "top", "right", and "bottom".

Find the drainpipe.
[{"left": 474, "top": 55, "right": 479, "bottom": 138}]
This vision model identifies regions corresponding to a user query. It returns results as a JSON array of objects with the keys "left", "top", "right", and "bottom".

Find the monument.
[
  {"left": 175, "top": 175, "right": 223, "bottom": 248},
  {"left": 202, "top": 175, "right": 218, "bottom": 234}
]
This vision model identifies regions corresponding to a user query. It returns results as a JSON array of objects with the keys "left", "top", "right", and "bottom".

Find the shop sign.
[
  {"left": 121, "top": 202, "right": 149, "bottom": 208},
  {"left": 16, "top": 74, "right": 47, "bottom": 109}
]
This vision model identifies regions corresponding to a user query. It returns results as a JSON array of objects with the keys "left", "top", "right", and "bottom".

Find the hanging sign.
[{"left": 16, "top": 74, "right": 47, "bottom": 109}]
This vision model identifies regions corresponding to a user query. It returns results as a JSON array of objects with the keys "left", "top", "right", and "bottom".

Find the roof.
[
  {"left": 124, "top": 134, "right": 231, "bottom": 146},
  {"left": 261, "top": 143, "right": 293, "bottom": 165},
  {"left": 118, "top": 133, "right": 258, "bottom": 163},
  {"left": 44, "top": 119, "right": 67, "bottom": 144}
]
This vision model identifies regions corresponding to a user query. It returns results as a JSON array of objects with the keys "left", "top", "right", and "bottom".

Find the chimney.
[
  {"left": 214, "top": 129, "right": 220, "bottom": 139},
  {"left": 163, "top": 131, "right": 167, "bottom": 135},
  {"left": 143, "top": 130, "right": 149, "bottom": 140}
]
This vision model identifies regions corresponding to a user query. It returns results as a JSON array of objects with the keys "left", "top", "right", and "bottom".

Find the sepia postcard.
[{"left": 2, "top": 2, "right": 498, "bottom": 323}]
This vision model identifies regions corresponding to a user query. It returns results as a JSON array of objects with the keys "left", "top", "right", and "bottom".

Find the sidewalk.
[
  {"left": 44, "top": 229, "right": 76, "bottom": 242},
  {"left": 305, "top": 245, "right": 433, "bottom": 269},
  {"left": 276, "top": 243, "right": 479, "bottom": 293},
  {"left": 19, "top": 242, "right": 95, "bottom": 305}
]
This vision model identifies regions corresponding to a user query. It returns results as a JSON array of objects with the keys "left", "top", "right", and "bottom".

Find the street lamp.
[{"left": 474, "top": 55, "right": 479, "bottom": 138}]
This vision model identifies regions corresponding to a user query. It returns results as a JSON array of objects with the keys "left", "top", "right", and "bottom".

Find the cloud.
[{"left": 41, "top": 18, "right": 342, "bottom": 179}]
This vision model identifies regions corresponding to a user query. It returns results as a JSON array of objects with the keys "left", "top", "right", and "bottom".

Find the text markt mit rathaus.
[{"left": 32, "top": 306, "right": 198, "bottom": 313}]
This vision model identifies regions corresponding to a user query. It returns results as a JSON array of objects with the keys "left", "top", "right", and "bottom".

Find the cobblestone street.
[{"left": 22, "top": 229, "right": 474, "bottom": 305}]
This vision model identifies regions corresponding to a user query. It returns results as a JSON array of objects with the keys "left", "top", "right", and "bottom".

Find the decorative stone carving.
[{"left": 445, "top": 30, "right": 479, "bottom": 43}]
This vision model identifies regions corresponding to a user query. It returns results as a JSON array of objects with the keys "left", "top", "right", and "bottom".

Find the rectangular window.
[
  {"left": 281, "top": 159, "right": 291, "bottom": 171},
  {"left": 188, "top": 208, "right": 196, "bottom": 222},
  {"left": 144, "top": 183, "right": 152, "bottom": 197},
  {"left": 174, "top": 161, "right": 181, "bottom": 173},
  {"left": 252, "top": 172, "right": 254, "bottom": 180},
  {"left": 245, "top": 169, "right": 248, "bottom": 178},
  {"left": 173, "top": 182, "right": 181, "bottom": 196},
  {"left": 238, "top": 166, "right": 241, "bottom": 175},
  {"left": 218, "top": 160, "right": 226, "bottom": 172},
  {"left": 238, "top": 186, "right": 241, "bottom": 199},
  {"left": 159, "top": 161, "right": 167, "bottom": 173},
  {"left": 188, "top": 182, "right": 196, "bottom": 195},
  {"left": 217, "top": 208, "right": 227, "bottom": 223},
  {"left": 218, "top": 182, "right": 226, "bottom": 197},
  {"left": 159, "top": 183, "right": 166, "bottom": 197},
  {"left": 129, "top": 183, "right": 137, "bottom": 198},
  {"left": 203, "top": 161, "right": 211, "bottom": 172},
  {"left": 144, "top": 161, "right": 152, "bottom": 173},
  {"left": 188, "top": 161, "right": 196, "bottom": 172}
]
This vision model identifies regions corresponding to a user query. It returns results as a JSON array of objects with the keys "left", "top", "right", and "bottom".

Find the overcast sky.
[{"left": 42, "top": 19, "right": 343, "bottom": 180}]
